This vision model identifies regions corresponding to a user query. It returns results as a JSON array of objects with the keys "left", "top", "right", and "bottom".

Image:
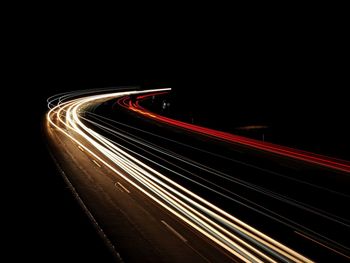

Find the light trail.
[
  {"left": 82, "top": 106, "right": 350, "bottom": 257},
  {"left": 83, "top": 112, "right": 350, "bottom": 213},
  {"left": 46, "top": 88, "right": 316, "bottom": 262},
  {"left": 121, "top": 93, "right": 350, "bottom": 173}
]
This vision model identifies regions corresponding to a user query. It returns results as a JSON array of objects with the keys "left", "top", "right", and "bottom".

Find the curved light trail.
[
  {"left": 46, "top": 88, "right": 348, "bottom": 262},
  {"left": 120, "top": 92, "right": 350, "bottom": 173}
]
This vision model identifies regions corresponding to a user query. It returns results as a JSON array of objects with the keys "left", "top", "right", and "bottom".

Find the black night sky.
[{"left": 6, "top": 8, "right": 349, "bottom": 262}]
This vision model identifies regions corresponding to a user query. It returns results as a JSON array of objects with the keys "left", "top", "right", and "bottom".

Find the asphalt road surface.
[{"left": 45, "top": 88, "right": 350, "bottom": 262}]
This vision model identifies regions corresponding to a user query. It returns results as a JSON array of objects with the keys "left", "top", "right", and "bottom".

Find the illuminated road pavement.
[{"left": 46, "top": 88, "right": 350, "bottom": 262}]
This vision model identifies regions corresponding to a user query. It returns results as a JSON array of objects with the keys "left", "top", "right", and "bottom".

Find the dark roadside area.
[{"left": 10, "top": 93, "right": 118, "bottom": 262}]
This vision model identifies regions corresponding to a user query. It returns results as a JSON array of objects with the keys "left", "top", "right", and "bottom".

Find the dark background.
[{"left": 5, "top": 7, "right": 349, "bottom": 261}]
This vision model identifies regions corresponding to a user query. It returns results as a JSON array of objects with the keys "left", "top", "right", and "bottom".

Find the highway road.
[{"left": 46, "top": 88, "right": 350, "bottom": 262}]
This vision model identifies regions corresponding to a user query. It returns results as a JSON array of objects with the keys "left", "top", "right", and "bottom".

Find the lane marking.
[
  {"left": 92, "top": 159, "right": 101, "bottom": 167},
  {"left": 114, "top": 182, "right": 123, "bottom": 192},
  {"left": 161, "top": 220, "right": 187, "bottom": 242},
  {"left": 117, "top": 182, "right": 130, "bottom": 193},
  {"left": 294, "top": 231, "right": 350, "bottom": 260},
  {"left": 78, "top": 145, "right": 85, "bottom": 152}
]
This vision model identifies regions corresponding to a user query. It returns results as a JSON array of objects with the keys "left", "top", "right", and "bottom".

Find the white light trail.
[{"left": 46, "top": 88, "right": 314, "bottom": 263}]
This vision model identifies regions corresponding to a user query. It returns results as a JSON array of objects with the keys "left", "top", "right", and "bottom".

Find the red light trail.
[{"left": 118, "top": 92, "right": 350, "bottom": 173}]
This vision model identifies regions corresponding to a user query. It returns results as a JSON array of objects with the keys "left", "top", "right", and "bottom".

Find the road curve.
[{"left": 45, "top": 88, "right": 349, "bottom": 262}]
